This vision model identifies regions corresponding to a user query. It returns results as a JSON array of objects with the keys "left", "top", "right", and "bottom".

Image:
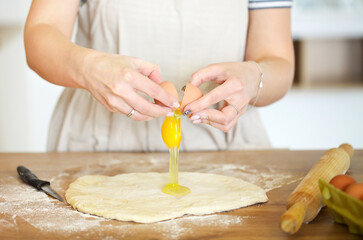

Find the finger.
[
  {"left": 221, "top": 103, "right": 248, "bottom": 117},
  {"left": 207, "top": 117, "right": 239, "bottom": 133},
  {"left": 195, "top": 110, "right": 239, "bottom": 132},
  {"left": 105, "top": 94, "right": 153, "bottom": 121},
  {"left": 191, "top": 114, "right": 235, "bottom": 132},
  {"left": 96, "top": 92, "right": 152, "bottom": 121},
  {"left": 190, "top": 107, "right": 236, "bottom": 126},
  {"left": 190, "top": 63, "right": 229, "bottom": 87},
  {"left": 125, "top": 108, "right": 153, "bottom": 121},
  {"left": 191, "top": 105, "right": 248, "bottom": 132},
  {"left": 183, "top": 81, "right": 236, "bottom": 114},
  {"left": 131, "top": 58, "right": 162, "bottom": 84},
  {"left": 122, "top": 90, "right": 172, "bottom": 118},
  {"left": 91, "top": 90, "right": 118, "bottom": 113},
  {"left": 211, "top": 104, "right": 248, "bottom": 131},
  {"left": 130, "top": 72, "right": 179, "bottom": 109}
]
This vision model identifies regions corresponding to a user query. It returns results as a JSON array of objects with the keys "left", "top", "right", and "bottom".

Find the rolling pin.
[{"left": 280, "top": 143, "right": 354, "bottom": 234}]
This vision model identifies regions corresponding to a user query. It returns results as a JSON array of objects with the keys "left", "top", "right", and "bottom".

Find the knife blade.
[{"left": 17, "top": 165, "right": 65, "bottom": 203}]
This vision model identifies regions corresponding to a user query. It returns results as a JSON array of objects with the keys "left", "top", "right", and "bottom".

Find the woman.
[{"left": 24, "top": 0, "right": 294, "bottom": 152}]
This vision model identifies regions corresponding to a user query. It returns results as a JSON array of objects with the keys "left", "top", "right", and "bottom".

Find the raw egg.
[
  {"left": 329, "top": 174, "right": 356, "bottom": 191},
  {"left": 344, "top": 183, "right": 363, "bottom": 201},
  {"left": 158, "top": 81, "right": 197, "bottom": 197}
]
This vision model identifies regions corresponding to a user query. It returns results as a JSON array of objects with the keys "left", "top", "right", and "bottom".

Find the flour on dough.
[{"left": 65, "top": 172, "right": 268, "bottom": 223}]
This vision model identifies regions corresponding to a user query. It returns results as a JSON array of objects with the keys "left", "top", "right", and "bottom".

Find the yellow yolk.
[{"left": 161, "top": 109, "right": 182, "bottom": 148}]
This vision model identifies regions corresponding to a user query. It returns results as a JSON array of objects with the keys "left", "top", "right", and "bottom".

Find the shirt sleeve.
[{"left": 248, "top": 0, "right": 293, "bottom": 10}]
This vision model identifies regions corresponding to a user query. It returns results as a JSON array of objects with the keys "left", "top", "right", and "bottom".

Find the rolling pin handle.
[
  {"left": 280, "top": 202, "right": 307, "bottom": 234},
  {"left": 339, "top": 143, "right": 354, "bottom": 158}
]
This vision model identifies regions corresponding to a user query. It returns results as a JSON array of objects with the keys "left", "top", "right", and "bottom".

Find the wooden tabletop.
[{"left": 0, "top": 150, "right": 362, "bottom": 240}]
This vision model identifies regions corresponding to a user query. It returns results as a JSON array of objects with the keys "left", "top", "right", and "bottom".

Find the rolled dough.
[{"left": 65, "top": 172, "right": 268, "bottom": 223}]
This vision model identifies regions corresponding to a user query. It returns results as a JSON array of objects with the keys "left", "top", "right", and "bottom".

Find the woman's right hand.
[{"left": 81, "top": 52, "right": 180, "bottom": 121}]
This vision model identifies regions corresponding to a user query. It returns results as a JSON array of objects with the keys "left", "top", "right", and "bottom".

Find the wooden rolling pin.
[{"left": 280, "top": 143, "right": 354, "bottom": 234}]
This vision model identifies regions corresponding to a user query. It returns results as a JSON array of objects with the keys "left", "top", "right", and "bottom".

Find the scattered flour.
[
  {"left": 0, "top": 183, "right": 102, "bottom": 233},
  {"left": 0, "top": 218, "right": 16, "bottom": 229},
  {"left": 49, "top": 172, "right": 70, "bottom": 182},
  {"left": 182, "top": 162, "right": 303, "bottom": 192},
  {"left": 155, "top": 215, "right": 246, "bottom": 240}
]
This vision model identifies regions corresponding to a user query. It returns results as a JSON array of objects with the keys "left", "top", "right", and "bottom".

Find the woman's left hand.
[
  {"left": 183, "top": 8, "right": 295, "bottom": 133},
  {"left": 183, "top": 61, "right": 259, "bottom": 132}
]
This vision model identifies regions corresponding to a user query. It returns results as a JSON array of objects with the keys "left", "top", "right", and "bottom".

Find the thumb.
[{"left": 132, "top": 58, "right": 162, "bottom": 84}]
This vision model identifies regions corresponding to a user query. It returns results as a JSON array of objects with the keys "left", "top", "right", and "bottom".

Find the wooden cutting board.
[{"left": 0, "top": 150, "right": 362, "bottom": 240}]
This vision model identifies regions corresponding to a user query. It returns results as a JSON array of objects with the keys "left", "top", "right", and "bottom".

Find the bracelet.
[{"left": 247, "top": 60, "right": 263, "bottom": 109}]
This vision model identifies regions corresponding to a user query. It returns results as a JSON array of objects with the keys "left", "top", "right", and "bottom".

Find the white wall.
[
  {"left": 0, "top": 0, "right": 63, "bottom": 152},
  {"left": 0, "top": 26, "right": 63, "bottom": 152}
]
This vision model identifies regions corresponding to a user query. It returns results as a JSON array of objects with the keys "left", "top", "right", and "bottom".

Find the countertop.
[{"left": 0, "top": 150, "right": 362, "bottom": 239}]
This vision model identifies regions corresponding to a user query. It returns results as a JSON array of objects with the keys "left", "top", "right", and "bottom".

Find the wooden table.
[{"left": 0, "top": 150, "right": 362, "bottom": 239}]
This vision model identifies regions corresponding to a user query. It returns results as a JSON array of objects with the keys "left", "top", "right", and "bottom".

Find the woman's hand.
[
  {"left": 24, "top": 0, "right": 179, "bottom": 121},
  {"left": 81, "top": 52, "right": 180, "bottom": 121},
  {"left": 183, "top": 8, "right": 296, "bottom": 132},
  {"left": 182, "top": 62, "right": 260, "bottom": 132}
]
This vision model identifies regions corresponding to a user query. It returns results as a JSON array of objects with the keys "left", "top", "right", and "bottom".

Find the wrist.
[
  {"left": 67, "top": 44, "right": 97, "bottom": 89},
  {"left": 247, "top": 60, "right": 263, "bottom": 108}
]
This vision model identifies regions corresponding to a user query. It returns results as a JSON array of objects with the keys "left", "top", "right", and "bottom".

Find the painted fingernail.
[
  {"left": 167, "top": 111, "right": 174, "bottom": 117},
  {"left": 183, "top": 110, "right": 191, "bottom": 116},
  {"left": 200, "top": 113, "right": 208, "bottom": 119},
  {"left": 193, "top": 119, "right": 202, "bottom": 124},
  {"left": 190, "top": 115, "right": 200, "bottom": 120},
  {"left": 172, "top": 102, "right": 180, "bottom": 108}
]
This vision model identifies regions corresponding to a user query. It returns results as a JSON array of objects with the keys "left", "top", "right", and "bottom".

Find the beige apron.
[{"left": 47, "top": 0, "right": 270, "bottom": 152}]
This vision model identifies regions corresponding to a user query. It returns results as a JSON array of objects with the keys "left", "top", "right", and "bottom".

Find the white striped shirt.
[{"left": 249, "top": 0, "right": 293, "bottom": 10}]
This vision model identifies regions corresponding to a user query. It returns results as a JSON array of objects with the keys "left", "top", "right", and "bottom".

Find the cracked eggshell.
[
  {"left": 155, "top": 81, "right": 179, "bottom": 106},
  {"left": 180, "top": 83, "right": 203, "bottom": 112},
  {"left": 160, "top": 81, "right": 179, "bottom": 99}
]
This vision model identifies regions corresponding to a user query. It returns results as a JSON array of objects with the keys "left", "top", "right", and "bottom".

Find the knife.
[{"left": 17, "top": 165, "right": 65, "bottom": 203}]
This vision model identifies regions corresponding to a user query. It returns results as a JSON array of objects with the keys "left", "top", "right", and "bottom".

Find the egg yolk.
[{"left": 161, "top": 108, "right": 182, "bottom": 148}]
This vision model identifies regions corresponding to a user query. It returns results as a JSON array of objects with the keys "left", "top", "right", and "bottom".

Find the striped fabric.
[{"left": 248, "top": 0, "right": 292, "bottom": 10}]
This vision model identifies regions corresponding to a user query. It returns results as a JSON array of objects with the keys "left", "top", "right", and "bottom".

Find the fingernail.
[
  {"left": 183, "top": 110, "right": 191, "bottom": 116},
  {"left": 190, "top": 115, "right": 200, "bottom": 120},
  {"left": 172, "top": 102, "right": 180, "bottom": 108},
  {"left": 167, "top": 111, "right": 174, "bottom": 117},
  {"left": 193, "top": 119, "right": 202, "bottom": 124},
  {"left": 200, "top": 113, "right": 208, "bottom": 119}
]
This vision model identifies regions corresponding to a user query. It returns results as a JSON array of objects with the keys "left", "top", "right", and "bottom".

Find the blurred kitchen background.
[{"left": 0, "top": 0, "right": 362, "bottom": 152}]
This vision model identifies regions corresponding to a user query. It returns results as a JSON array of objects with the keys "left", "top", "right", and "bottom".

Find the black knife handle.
[{"left": 17, "top": 166, "right": 50, "bottom": 190}]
